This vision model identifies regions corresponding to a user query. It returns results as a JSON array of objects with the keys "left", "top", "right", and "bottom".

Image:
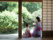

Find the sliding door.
[{"left": 43, "top": 0, "right": 53, "bottom": 37}]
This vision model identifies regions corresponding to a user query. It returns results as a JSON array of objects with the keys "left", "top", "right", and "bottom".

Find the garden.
[{"left": 0, "top": 2, "right": 42, "bottom": 34}]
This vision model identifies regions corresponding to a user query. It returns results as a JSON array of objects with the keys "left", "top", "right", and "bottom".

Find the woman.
[{"left": 32, "top": 17, "right": 42, "bottom": 37}]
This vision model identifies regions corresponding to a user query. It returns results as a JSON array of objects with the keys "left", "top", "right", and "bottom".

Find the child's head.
[
  {"left": 36, "top": 17, "right": 40, "bottom": 22},
  {"left": 25, "top": 23, "right": 28, "bottom": 28}
]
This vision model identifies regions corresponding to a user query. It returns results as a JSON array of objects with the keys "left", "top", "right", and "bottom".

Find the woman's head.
[
  {"left": 25, "top": 23, "right": 28, "bottom": 28},
  {"left": 36, "top": 17, "right": 40, "bottom": 22}
]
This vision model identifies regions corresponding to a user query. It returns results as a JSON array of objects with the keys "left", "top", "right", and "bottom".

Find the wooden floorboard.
[{"left": 42, "top": 38, "right": 53, "bottom": 40}]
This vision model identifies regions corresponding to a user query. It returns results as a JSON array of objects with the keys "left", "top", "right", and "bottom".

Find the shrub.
[{"left": 0, "top": 11, "right": 18, "bottom": 34}]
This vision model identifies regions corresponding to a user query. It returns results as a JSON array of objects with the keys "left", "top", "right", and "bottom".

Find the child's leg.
[{"left": 22, "top": 33, "right": 25, "bottom": 37}]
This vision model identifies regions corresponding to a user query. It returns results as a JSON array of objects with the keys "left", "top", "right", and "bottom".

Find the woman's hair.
[
  {"left": 36, "top": 17, "right": 40, "bottom": 22},
  {"left": 25, "top": 23, "right": 28, "bottom": 27}
]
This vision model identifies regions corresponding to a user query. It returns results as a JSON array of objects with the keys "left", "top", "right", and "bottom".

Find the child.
[{"left": 22, "top": 23, "right": 31, "bottom": 38}]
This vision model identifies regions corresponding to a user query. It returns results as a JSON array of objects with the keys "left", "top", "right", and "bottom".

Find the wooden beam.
[
  {"left": 22, "top": 0, "right": 42, "bottom": 2},
  {"left": 0, "top": 0, "right": 42, "bottom": 2},
  {"left": 42, "top": 0, "right": 43, "bottom": 37},
  {"left": 18, "top": 0, "right": 22, "bottom": 39},
  {"left": 0, "top": 0, "right": 18, "bottom": 2}
]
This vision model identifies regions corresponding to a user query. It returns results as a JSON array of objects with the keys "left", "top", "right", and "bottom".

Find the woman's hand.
[{"left": 33, "top": 23, "right": 36, "bottom": 25}]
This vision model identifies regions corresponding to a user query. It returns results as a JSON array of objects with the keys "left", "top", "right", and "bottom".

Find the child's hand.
[
  {"left": 35, "top": 23, "right": 36, "bottom": 25},
  {"left": 23, "top": 33, "right": 25, "bottom": 35}
]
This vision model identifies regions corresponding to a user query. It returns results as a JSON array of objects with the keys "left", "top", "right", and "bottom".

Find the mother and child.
[{"left": 22, "top": 17, "right": 42, "bottom": 38}]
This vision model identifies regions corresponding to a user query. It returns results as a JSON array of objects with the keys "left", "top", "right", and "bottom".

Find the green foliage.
[
  {"left": 22, "top": 2, "right": 42, "bottom": 13},
  {"left": 7, "top": 2, "right": 18, "bottom": 11},
  {"left": 0, "top": 2, "right": 18, "bottom": 12},
  {"left": 0, "top": 11, "right": 18, "bottom": 34},
  {"left": 13, "top": 6, "right": 32, "bottom": 23},
  {"left": 0, "top": 2, "right": 7, "bottom": 12},
  {"left": 22, "top": 6, "right": 32, "bottom": 19},
  {"left": 32, "top": 9, "right": 42, "bottom": 21},
  {"left": 12, "top": 6, "right": 33, "bottom": 28},
  {"left": 12, "top": 7, "right": 18, "bottom": 14},
  {"left": 22, "top": 7, "right": 33, "bottom": 27},
  {"left": 0, "top": 2, "right": 42, "bottom": 34}
]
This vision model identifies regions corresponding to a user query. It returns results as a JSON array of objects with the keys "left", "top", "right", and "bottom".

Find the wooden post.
[{"left": 18, "top": 0, "right": 22, "bottom": 39}]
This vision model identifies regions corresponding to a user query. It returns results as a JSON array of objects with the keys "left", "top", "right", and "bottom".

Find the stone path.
[{"left": 0, "top": 33, "right": 18, "bottom": 39}]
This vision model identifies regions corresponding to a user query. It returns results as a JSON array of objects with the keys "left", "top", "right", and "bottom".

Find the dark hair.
[
  {"left": 36, "top": 17, "right": 40, "bottom": 22},
  {"left": 25, "top": 23, "right": 28, "bottom": 27}
]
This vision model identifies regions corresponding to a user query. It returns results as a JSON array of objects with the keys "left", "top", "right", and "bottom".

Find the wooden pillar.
[{"left": 18, "top": 0, "right": 22, "bottom": 39}]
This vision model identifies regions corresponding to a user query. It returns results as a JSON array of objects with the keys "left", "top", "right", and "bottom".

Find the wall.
[{"left": 43, "top": 0, "right": 53, "bottom": 37}]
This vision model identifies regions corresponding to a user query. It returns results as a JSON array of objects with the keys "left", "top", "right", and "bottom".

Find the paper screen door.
[{"left": 43, "top": 0, "right": 53, "bottom": 37}]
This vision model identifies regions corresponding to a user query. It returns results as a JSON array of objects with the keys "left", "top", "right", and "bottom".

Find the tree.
[
  {"left": 0, "top": 2, "right": 18, "bottom": 12},
  {"left": 0, "top": 2, "right": 7, "bottom": 12},
  {"left": 7, "top": 2, "right": 18, "bottom": 11},
  {"left": 12, "top": 6, "right": 33, "bottom": 27},
  {"left": 22, "top": 2, "right": 42, "bottom": 13},
  {"left": 32, "top": 9, "right": 42, "bottom": 21}
]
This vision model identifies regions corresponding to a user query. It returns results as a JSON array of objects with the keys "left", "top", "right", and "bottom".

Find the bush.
[
  {"left": 32, "top": 9, "right": 42, "bottom": 21},
  {"left": 0, "top": 11, "right": 18, "bottom": 34},
  {"left": 12, "top": 7, "right": 33, "bottom": 28}
]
